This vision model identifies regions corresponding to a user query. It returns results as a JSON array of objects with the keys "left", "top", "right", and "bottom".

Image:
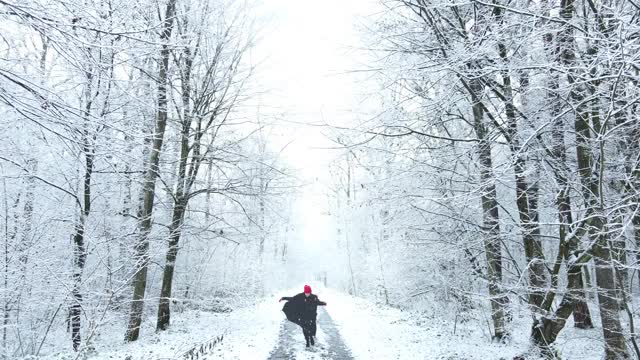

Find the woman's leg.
[
  {"left": 302, "top": 322, "right": 311, "bottom": 346},
  {"left": 311, "top": 318, "right": 317, "bottom": 337}
]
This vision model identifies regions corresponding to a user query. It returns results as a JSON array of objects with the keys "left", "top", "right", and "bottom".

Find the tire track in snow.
[
  {"left": 267, "top": 308, "right": 354, "bottom": 359},
  {"left": 315, "top": 307, "right": 354, "bottom": 359}
]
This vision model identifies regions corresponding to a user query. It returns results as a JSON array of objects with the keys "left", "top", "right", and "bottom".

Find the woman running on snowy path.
[{"left": 279, "top": 285, "right": 327, "bottom": 347}]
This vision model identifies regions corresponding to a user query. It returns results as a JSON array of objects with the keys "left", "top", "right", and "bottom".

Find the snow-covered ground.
[
  {"left": 30, "top": 296, "right": 282, "bottom": 360},
  {"left": 266, "top": 315, "right": 342, "bottom": 360},
  {"left": 28, "top": 288, "right": 606, "bottom": 359},
  {"left": 206, "top": 298, "right": 282, "bottom": 359},
  {"left": 320, "top": 288, "right": 603, "bottom": 360},
  {"left": 321, "top": 288, "right": 523, "bottom": 359}
]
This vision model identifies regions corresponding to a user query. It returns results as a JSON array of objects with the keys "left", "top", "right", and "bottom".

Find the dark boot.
[
  {"left": 305, "top": 335, "right": 310, "bottom": 347},
  {"left": 310, "top": 336, "right": 315, "bottom": 346}
]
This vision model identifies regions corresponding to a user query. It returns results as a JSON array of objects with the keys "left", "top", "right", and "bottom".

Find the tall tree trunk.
[
  {"left": 625, "top": 100, "right": 640, "bottom": 292},
  {"left": 496, "top": 42, "right": 548, "bottom": 310},
  {"left": 376, "top": 216, "right": 390, "bottom": 306},
  {"left": 634, "top": 213, "right": 640, "bottom": 291},
  {"left": 611, "top": 82, "right": 634, "bottom": 301},
  {"left": 70, "top": 151, "right": 93, "bottom": 351},
  {"left": 69, "top": 63, "right": 98, "bottom": 351},
  {"left": 17, "top": 160, "right": 36, "bottom": 269},
  {"left": 157, "top": 87, "right": 191, "bottom": 331},
  {"left": 125, "top": 0, "right": 178, "bottom": 342},
  {"left": 576, "top": 103, "right": 629, "bottom": 359},
  {"left": 156, "top": 199, "right": 187, "bottom": 330},
  {"left": 470, "top": 80, "right": 509, "bottom": 341},
  {"left": 401, "top": 1, "right": 509, "bottom": 339},
  {"left": 205, "top": 157, "right": 213, "bottom": 222},
  {"left": 531, "top": 102, "right": 594, "bottom": 350},
  {"left": 559, "top": 0, "right": 628, "bottom": 355},
  {"left": 157, "top": 40, "right": 195, "bottom": 331},
  {"left": 281, "top": 225, "right": 288, "bottom": 262},
  {"left": 553, "top": 128, "right": 593, "bottom": 329},
  {"left": 610, "top": 213, "right": 629, "bottom": 305},
  {"left": 258, "top": 178, "right": 265, "bottom": 261},
  {"left": 541, "top": 29, "right": 593, "bottom": 329},
  {"left": 2, "top": 179, "right": 13, "bottom": 357},
  {"left": 345, "top": 151, "right": 357, "bottom": 296}
]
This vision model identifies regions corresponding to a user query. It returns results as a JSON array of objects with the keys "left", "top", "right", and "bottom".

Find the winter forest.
[{"left": 0, "top": 0, "right": 639, "bottom": 359}]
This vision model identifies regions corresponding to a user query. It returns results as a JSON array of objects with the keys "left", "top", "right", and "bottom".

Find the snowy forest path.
[{"left": 267, "top": 307, "right": 354, "bottom": 359}]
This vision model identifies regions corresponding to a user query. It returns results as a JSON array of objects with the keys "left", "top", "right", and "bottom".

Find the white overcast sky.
[
  {"left": 252, "top": 0, "right": 375, "bottom": 155},
  {"left": 250, "top": 0, "right": 380, "bottom": 280}
]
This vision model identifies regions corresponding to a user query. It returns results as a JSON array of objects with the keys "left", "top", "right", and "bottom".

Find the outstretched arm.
[
  {"left": 317, "top": 298, "right": 327, "bottom": 306},
  {"left": 279, "top": 296, "right": 293, "bottom": 302}
]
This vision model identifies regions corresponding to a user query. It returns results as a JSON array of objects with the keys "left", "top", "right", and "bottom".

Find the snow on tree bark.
[{"left": 125, "top": 0, "right": 178, "bottom": 342}]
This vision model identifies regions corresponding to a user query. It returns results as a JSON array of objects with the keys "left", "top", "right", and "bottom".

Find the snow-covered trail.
[
  {"left": 267, "top": 308, "right": 354, "bottom": 359},
  {"left": 58, "top": 287, "right": 601, "bottom": 359},
  {"left": 208, "top": 287, "right": 528, "bottom": 359}
]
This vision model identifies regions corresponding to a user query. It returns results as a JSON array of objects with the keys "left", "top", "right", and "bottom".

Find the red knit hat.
[{"left": 304, "top": 285, "right": 312, "bottom": 294}]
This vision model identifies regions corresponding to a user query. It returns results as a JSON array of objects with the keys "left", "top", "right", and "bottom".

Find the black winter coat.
[{"left": 281, "top": 293, "right": 326, "bottom": 323}]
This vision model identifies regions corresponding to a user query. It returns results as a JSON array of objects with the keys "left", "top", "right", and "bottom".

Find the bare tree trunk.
[
  {"left": 70, "top": 152, "right": 93, "bottom": 351},
  {"left": 69, "top": 60, "right": 99, "bottom": 350},
  {"left": 577, "top": 106, "right": 629, "bottom": 359},
  {"left": 345, "top": 152, "right": 357, "bottom": 296},
  {"left": 561, "top": 0, "right": 627, "bottom": 356},
  {"left": 256, "top": 125, "right": 268, "bottom": 269},
  {"left": 281, "top": 225, "right": 288, "bottom": 262},
  {"left": 496, "top": 41, "right": 548, "bottom": 310},
  {"left": 70, "top": 218, "right": 87, "bottom": 352},
  {"left": 625, "top": 100, "right": 640, "bottom": 293},
  {"left": 532, "top": 251, "right": 591, "bottom": 356},
  {"left": 205, "top": 157, "right": 213, "bottom": 222},
  {"left": 376, "top": 213, "right": 390, "bottom": 305},
  {"left": 157, "top": 50, "right": 192, "bottom": 330},
  {"left": 396, "top": 1, "right": 509, "bottom": 339},
  {"left": 125, "top": 0, "right": 178, "bottom": 342},
  {"left": 470, "top": 80, "right": 509, "bottom": 341},
  {"left": 635, "top": 214, "right": 640, "bottom": 292},
  {"left": 2, "top": 178, "right": 11, "bottom": 358},
  {"left": 540, "top": 29, "right": 593, "bottom": 329},
  {"left": 17, "top": 160, "right": 36, "bottom": 270},
  {"left": 610, "top": 214, "right": 629, "bottom": 305},
  {"left": 155, "top": 13, "right": 251, "bottom": 329},
  {"left": 156, "top": 199, "right": 187, "bottom": 330},
  {"left": 554, "top": 117, "right": 593, "bottom": 330},
  {"left": 259, "top": 178, "right": 265, "bottom": 260},
  {"left": 611, "top": 83, "right": 635, "bottom": 302},
  {"left": 122, "top": 124, "right": 134, "bottom": 217}
]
